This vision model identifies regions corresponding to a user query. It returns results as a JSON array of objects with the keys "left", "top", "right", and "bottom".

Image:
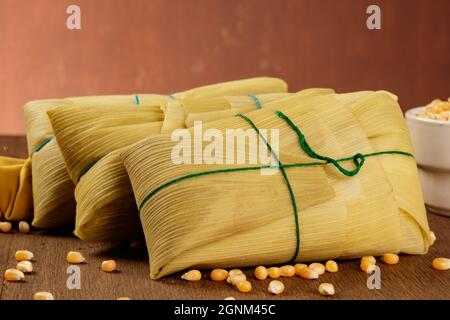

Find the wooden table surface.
[{"left": 1, "top": 136, "right": 449, "bottom": 300}]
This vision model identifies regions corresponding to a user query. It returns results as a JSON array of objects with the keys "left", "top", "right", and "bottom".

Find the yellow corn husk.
[
  {"left": 31, "top": 139, "right": 76, "bottom": 228},
  {"left": 0, "top": 156, "right": 33, "bottom": 221},
  {"left": 184, "top": 89, "right": 332, "bottom": 127},
  {"left": 121, "top": 90, "right": 431, "bottom": 279},
  {"left": 25, "top": 94, "right": 169, "bottom": 229},
  {"left": 159, "top": 77, "right": 288, "bottom": 133}
]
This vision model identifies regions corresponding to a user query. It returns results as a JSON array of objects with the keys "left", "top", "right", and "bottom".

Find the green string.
[
  {"left": 276, "top": 111, "right": 365, "bottom": 176},
  {"left": 78, "top": 160, "right": 98, "bottom": 182},
  {"left": 33, "top": 136, "right": 54, "bottom": 153},
  {"left": 137, "top": 111, "right": 414, "bottom": 263},
  {"left": 236, "top": 113, "right": 300, "bottom": 262},
  {"left": 247, "top": 94, "right": 262, "bottom": 109}
]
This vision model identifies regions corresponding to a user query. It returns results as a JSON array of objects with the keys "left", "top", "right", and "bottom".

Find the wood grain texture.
[
  {"left": 1, "top": 0, "right": 450, "bottom": 135},
  {"left": 1, "top": 136, "right": 449, "bottom": 300}
]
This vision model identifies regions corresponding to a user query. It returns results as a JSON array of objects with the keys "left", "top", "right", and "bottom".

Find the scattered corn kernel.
[
  {"left": 102, "top": 260, "right": 117, "bottom": 272},
  {"left": 236, "top": 280, "right": 252, "bottom": 293},
  {"left": 227, "top": 274, "right": 246, "bottom": 285},
  {"left": 309, "top": 263, "right": 325, "bottom": 276},
  {"left": 298, "top": 267, "right": 319, "bottom": 280},
  {"left": 18, "top": 221, "right": 31, "bottom": 234},
  {"left": 224, "top": 296, "right": 236, "bottom": 300},
  {"left": 432, "top": 258, "right": 450, "bottom": 271},
  {"left": 15, "top": 250, "right": 34, "bottom": 261},
  {"left": 4, "top": 269, "right": 25, "bottom": 282},
  {"left": 268, "top": 280, "right": 285, "bottom": 295},
  {"left": 101, "top": 260, "right": 117, "bottom": 272},
  {"left": 381, "top": 253, "right": 399, "bottom": 265},
  {"left": 17, "top": 261, "right": 33, "bottom": 273},
  {"left": 228, "top": 269, "right": 243, "bottom": 277},
  {"left": 181, "top": 270, "right": 202, "bottom": 281},
  {"left": 0, "top": 221, "right": 12, "bottom": 233},
  {"left": 325, "top": 260, "right": 338, "bottom": 273},
  {"left": 361, "top": 256, "right": 376, "bottom": 265},
  {"left": 255, "top": 266, "right": 268, "bottom": 280},
  {"left": 67, "top": 251, "right": 85, "bottom": 264},
  {"left": 117, "top": 297, "right": 131, "bottom": 300},
  {"left": 34, "top": 292, "right": 54, "bottom": 300},
  {"left": 360, "top": 260, "right": 376, "bottom": 273},
  {"left": 294, "top": 263, "right": 307, "bottom": 276},
  {"left": 280, "top": 265, "right": 295, "bottom": 277},
  {"left": 318, "top": 283, "right": 335, "bottom": 296},
  {"left": 429, "top": 231, "right": 436, "bottom": 246},
  {"left": 211, "top": 269, "right": 228, "bottom": 281},
  {"left": 268, "top": 267, "right": 281, "bottom": 279}
]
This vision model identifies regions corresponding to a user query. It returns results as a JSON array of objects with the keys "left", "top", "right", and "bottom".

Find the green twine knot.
[{"left": 276, "top": 111, "right": 365, "bottom": 176}]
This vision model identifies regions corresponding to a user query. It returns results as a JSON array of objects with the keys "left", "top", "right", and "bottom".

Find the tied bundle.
[
  {"left": 47, "top": 78, "right": 288, "bottom": 241},
  {"left": 24, "top": 95, "right": 169, "bottom": 228},
  {"left": 121, "top": 90, "right": 431, "bottom": 279}
]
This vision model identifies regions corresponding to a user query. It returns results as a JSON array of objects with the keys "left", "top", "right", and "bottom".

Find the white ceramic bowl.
[{"left": 405, "top": 107, "right": 450, "bottom": 216}]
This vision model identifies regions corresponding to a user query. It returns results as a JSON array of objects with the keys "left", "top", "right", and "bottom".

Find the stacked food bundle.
[
  {"left": 1, "top": 77, "right": 433, "bottom": 280},
  {"left": 45, "top": 77, "right": 288, "bottom": 241}
]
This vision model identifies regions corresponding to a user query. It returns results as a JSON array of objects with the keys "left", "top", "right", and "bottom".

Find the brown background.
[{"left": 0, "top": 0, "right": 449, "bottom": 135}]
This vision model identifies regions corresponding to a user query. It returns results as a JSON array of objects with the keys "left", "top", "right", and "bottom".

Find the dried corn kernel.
[
  {"left": 361, "top": 256, "right": 376, "bottom": 265},
  {"left": 417, "top": 99, "right": 450, "bottom": 121},
  {"left": 224, "top": 296, "right": 236, "bottom": 300},
  {"left": 0, "top": 221, "right": 12, "bottom": 233},
  {"left": 325, "top": 260, "right": 338, "bottom": 273},
  {"left": 298, "top": 267, "right": 319, "bottom": 280},
  {"left": 280, "top": 265, "right": 295, "bottom": 277},
  {"left": 294, "top": 263, "right": 307, "bottom": 276},
  {"left": 67, "top": 251, "right": 85, "bottom": 264},
  {"left": 360, "top": 260, "right": 376, "bottom": 273},
  {"left": 101, "top": 260, "right": 117, "bottom": 272},
  {"left": 117, "top": 297, "right": 131, "bottom": 300},
  {"left": 429, "top": 231, "right": 436, "bottom": 246},
  {"left": 181, "top": 270, "right": 201, "bottom": 281},
  {"left": 309, "top": 263, "right": 325, "bottom": 276},
  {"left": 15, "top": 250, "right": 34, "bottom": 261},
  {"left": 268, "top": 267, "right": 281, "bottom": 279},
  {"left": 227, "top": 274, "right": 246, "bottom": 285},
  {"left": 4, "top": 269, "right": 25, "bottom": 282},
  {"left": 381, "top": 253, "right": 399, "bottom": 265},
  {"left": 432, "top": 258, "right": 450, "bottom": 271},
  {"left": 268, "top": 280, "right": 285, "bottom": 295},
  {"left": 318, "top": 283, "right": 335, "bottom": 296},
  {"left": 236, "top": 280, "right": 252, "bottom": 293},
  {"left": 228, "top": 269, "right": 243, "bottom": 277},
  {"left": 17, "top": 261, "right": 33, "bottom": 273},
  {"left": 18, "top": 221, "right": 31, "bottom": 234},
  {"left": 211, "top": 269, "right": 228, "bottom": 281},
  {"left": 34, "top": 292, "right": 54, "bottom": 300},
  {"left": 255, "top": 266, "right": 268, "bottom": 280}
]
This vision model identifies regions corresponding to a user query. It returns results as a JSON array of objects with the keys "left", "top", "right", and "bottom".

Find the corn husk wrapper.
[
  {"left": 159, "top": 78, "right": 288, "bottom": 132},
  {"left": 24, "top": 95, "right": 169, "bottom": 228},
  {"left": 73, "top": 92, "right": 298, "bottom": 242},
  {"left": 121, "top": 90, "right": 431, "bottom": 279},
  {"left": 0, "top": 156, "right": 33, "bottom": 221}
]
